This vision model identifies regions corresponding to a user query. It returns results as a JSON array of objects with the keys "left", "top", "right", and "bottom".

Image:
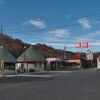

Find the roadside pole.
[
  {"left": 0, "top": 59, "right": 5, "bottom": 78},
  {"left": 64, "top": 44, "right": 66, "bottom": 59}
]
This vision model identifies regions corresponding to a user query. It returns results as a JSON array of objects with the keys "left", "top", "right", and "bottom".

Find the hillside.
[
  {"left": 0, "top": 33, "right": 99, "bottom": 68},
  {"left": 0, "top": 34, "right": 30, "bottom": 58},
  {"left": 33, "top": 43, "right": 76, "bottom": 59},
  {"left": 0, "top": 33, "right": 77, "bottom": 59},
  {"left": 0, "top": 33, "right": 99, "bottom": 64}
]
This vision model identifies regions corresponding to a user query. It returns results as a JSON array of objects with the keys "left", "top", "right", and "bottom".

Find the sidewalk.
[
  {"left": 0, "top": 70, "right": 53, "bottom": 78},
  {"left": 0, "top": 70, "right": 73, "bottom": 78},
  {"left": 3, "top": 70, "right": 16, "bottom": 75}
]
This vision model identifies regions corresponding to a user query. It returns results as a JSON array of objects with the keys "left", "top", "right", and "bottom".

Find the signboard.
[
  {"left": 75, "top": 42, "right": 88, "bottom": 48},
  {"left": 82, "top": 42, "right": 88, "bottom": 48},
  {"left": 75, "top": 42, "right": 81, "bottom": 48}
]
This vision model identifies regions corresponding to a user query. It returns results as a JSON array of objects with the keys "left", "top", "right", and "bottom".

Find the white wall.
[
  {"left": 27, "top": 63, "right": 45, "bottom": 71},
  {"left": 97, "top": 57, "right": 100, "bottom": 69},
  {"left": 16, "top": 62, "right": 45, "bottom": 71}
]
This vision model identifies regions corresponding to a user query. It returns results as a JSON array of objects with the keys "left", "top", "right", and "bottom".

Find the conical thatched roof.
[
  {"left": 17, "top": 46, "right": 45, "bottom": 62},
  {"left": 0, "top": 46, "right": 16, "bottom": 63}
]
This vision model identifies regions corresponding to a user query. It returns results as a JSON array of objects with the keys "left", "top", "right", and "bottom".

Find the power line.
[
  {"left": 6, "top": 18, "right": 100, "bottom": 34},
  {"left": 5, "top": 12, "right": 100, "bottom": 32},
  {"left": 2, "top": 13, "right": 100, "bottom": 33},
  {"left": 47, "top": 12, "right": 100, "bottom": 24}
]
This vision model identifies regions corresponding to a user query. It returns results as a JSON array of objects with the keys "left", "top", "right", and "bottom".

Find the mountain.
[
  {"left": 33, "top": 43, "right": 76, "bottom": 59},
  {"left": 0, "top": 34, "right": 30, "bottom": 58},
  {"left": 0, "top": 33, "right": 77, "bottom": 59},
  {"left": 0, "top": 33, "right": 99, "bottom": 64}
]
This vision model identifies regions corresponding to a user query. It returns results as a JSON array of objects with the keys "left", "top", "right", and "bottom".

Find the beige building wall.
[{"left": 97, "top": 57, "right": 100, "bottom": 69}]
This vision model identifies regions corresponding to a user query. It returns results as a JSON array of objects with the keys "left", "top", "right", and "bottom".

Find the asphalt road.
[{"left": 0, "top": 70, "right": 100, "bottom": 100}]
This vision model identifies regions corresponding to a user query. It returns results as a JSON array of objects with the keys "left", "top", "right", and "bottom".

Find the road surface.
[{"left": 0, "top": 70, "right": 100, "bottom": 100}]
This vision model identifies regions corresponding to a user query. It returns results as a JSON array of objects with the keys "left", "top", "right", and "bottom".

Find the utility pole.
[{"left": 64, "top": 44, "right": 66, "bottom": 59}]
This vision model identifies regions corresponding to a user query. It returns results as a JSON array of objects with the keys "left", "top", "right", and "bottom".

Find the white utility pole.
[{"left": 64, "top": 44, "right": 66, "bottom": 59}]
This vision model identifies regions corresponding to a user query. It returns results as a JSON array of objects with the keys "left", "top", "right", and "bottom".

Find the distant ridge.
[{"left": 0, "top": 33, "right": 77, "bottom": 59}]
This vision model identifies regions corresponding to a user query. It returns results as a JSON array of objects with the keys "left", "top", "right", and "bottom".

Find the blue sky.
[{"left": 0, "top": 0, "right": 100, "bottom": 52}]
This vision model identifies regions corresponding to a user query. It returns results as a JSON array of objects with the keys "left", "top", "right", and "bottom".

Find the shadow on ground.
[{"left": 0, "top": 76, "right": 55, "bottom": 84}]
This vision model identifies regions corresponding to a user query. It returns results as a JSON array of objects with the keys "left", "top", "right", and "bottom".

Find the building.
[
  {"left": 46, "top": 58, "right": 62, "bottom": 70},
  {"left": 97, "top": 56, "right": 100, "bottom": 69},
  {"left": 16, "top": 46, "right": 46, "bottom": 71},
  {"left": 62, "top": 57, "right": 90, "bottom": 69},
  {"left": 0, "top": 45, "right": 16, "bottom": 70},
  {"left": 61, "top": 58, "right": 81, "bottom": 69}
]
